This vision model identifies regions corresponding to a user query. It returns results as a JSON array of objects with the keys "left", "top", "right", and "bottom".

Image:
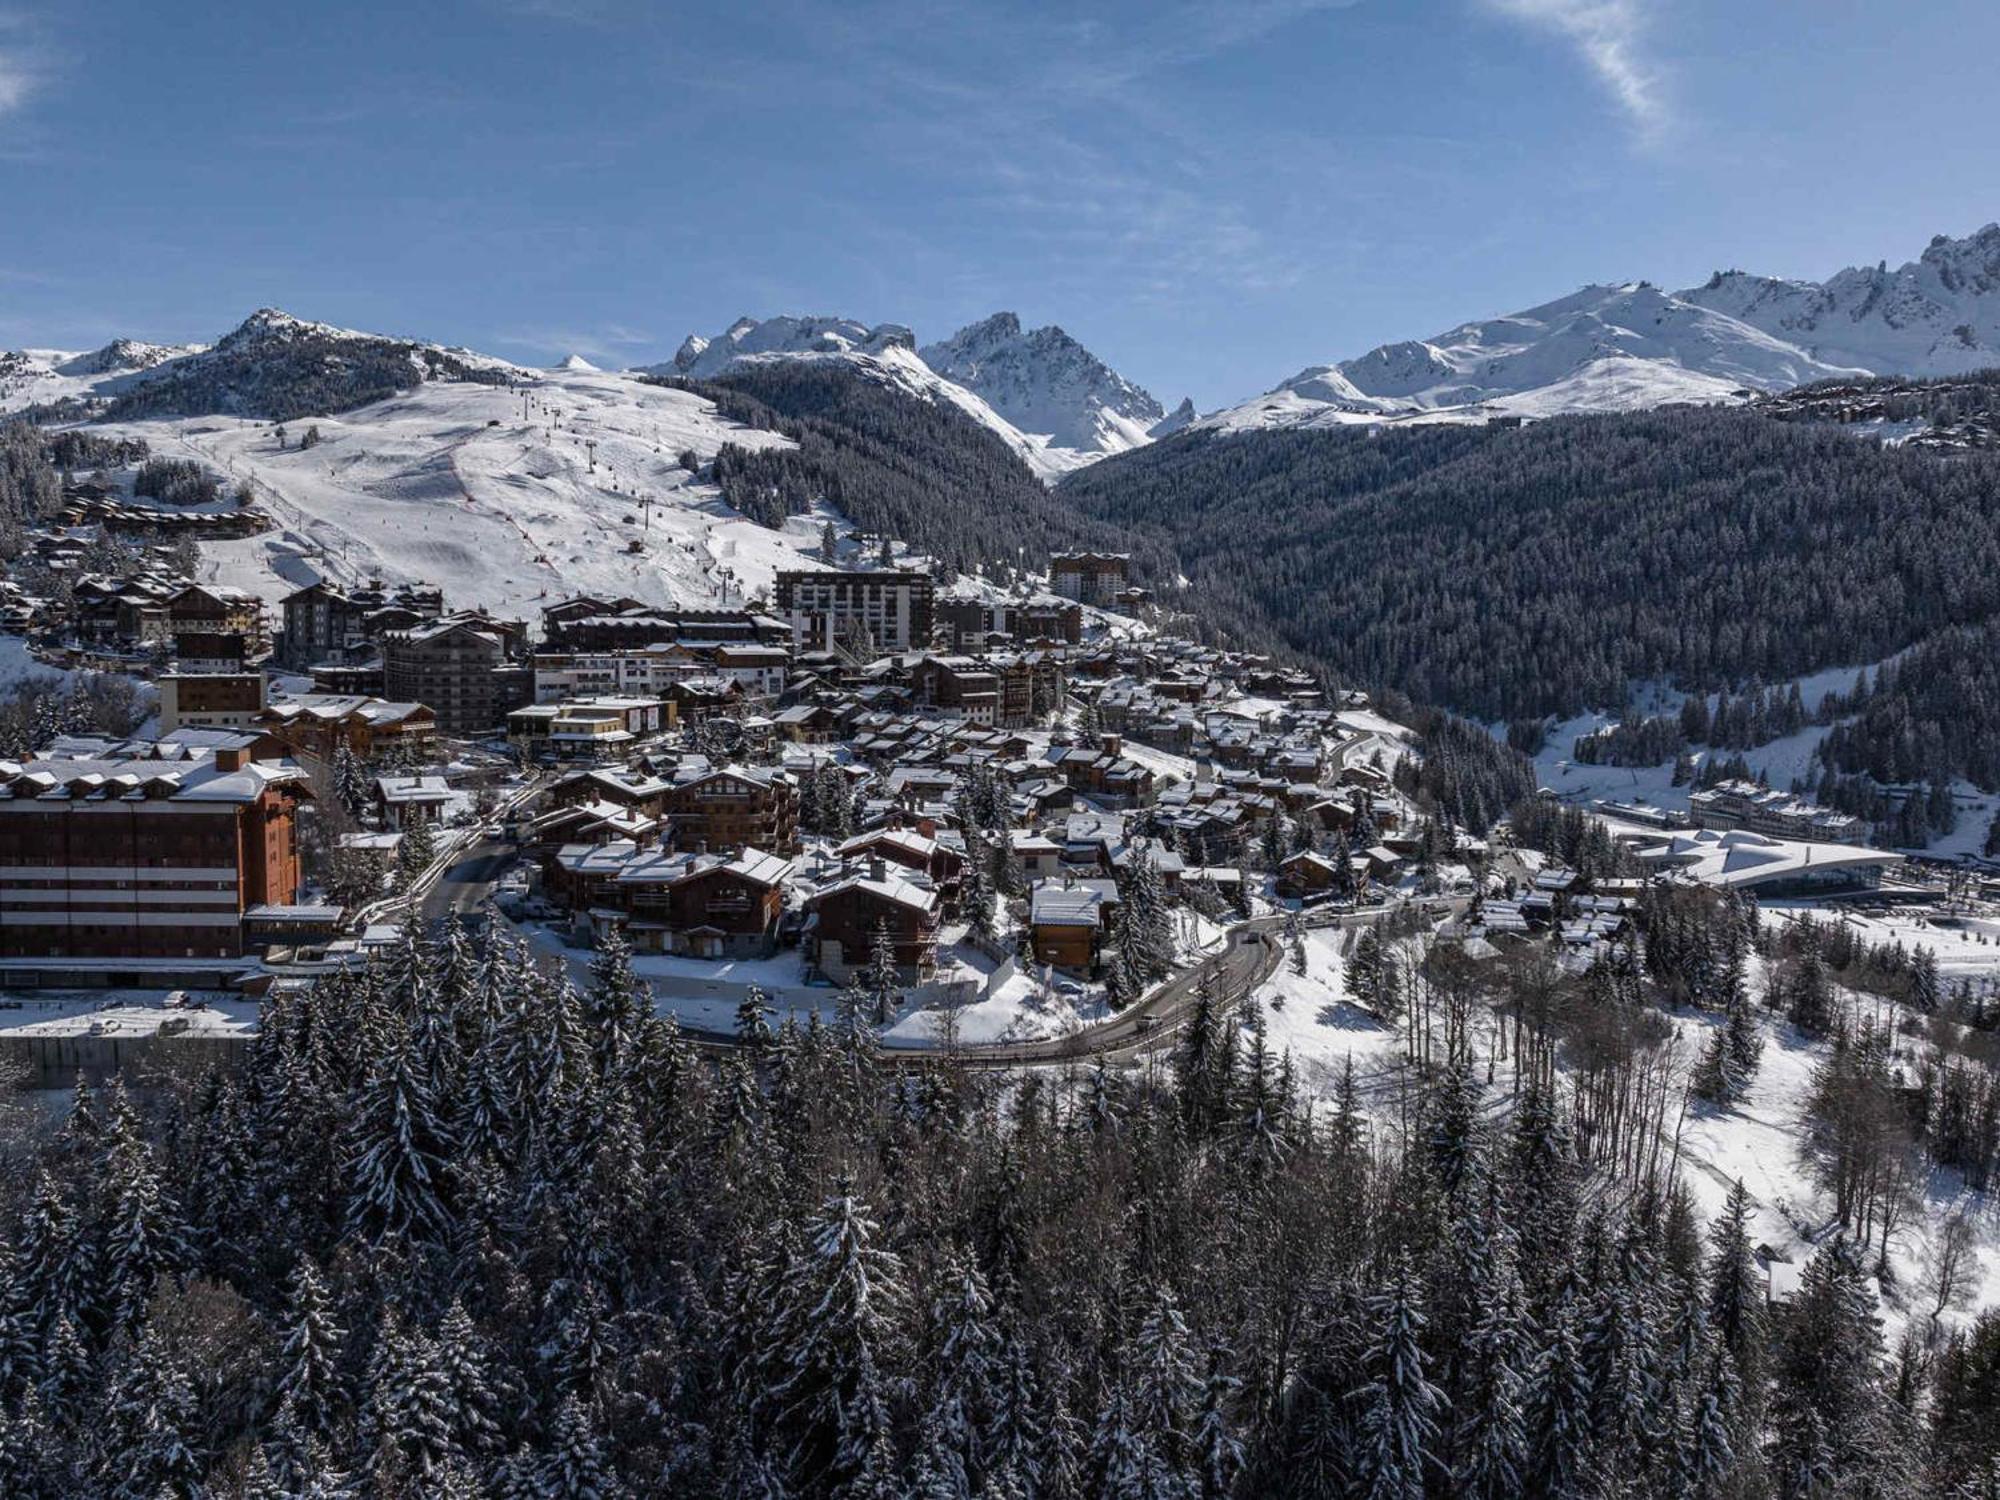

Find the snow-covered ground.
[
  {"left": 0, "top": 634, "right": 66, "bottom": 692},
  {"left": 1244, "top": 913, "right": 2000, "bottom": 1328},
  {"left": 85, "top": 366, "right": 818, "bottom": 621},
  {"left": 1516, "top": 654, "right": 1999, "bottom": 859}
]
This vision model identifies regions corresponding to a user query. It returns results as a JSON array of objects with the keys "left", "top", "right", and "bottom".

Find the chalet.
[
  {"left": 1276, "top": 849, "right": 1344, "bottom": 900},
  {"left": 166, "top": 584, "right": 264, "bottom": 649},
  {"left": 257, "top": 695, "right": 437, "bottom": 763},
  {"left": 835, "top": 827, "right": 966, "bottom": 906},
  {"left": 911, "top": 655, "right": 1001, "bottom": 725},
  {"left": 610, "top": 846, "right": 794, "bottom": 956},
  {"left": 548, "top": 765, "right": 672, "bottom": 819},
  {"left": 374, "top": 774, "right": 454, "bottom": 829},
  {"left": 279, "top": 580, "right": 444, "bottom": 668},
  {"left": 664, "top": 675, "right": 745, "bottom": 725},
  {"left": 1028, "top": 878, "right": 1118, "bottom": 970},
  {"left": 507, "top": 696, "right": 667, "bottom": 762},
  {"left": 771, "top": 701, "right": 848, "bottom": 744},
  {"left": 806, "top": 862, "right": 942, "bottom": 980},
  {"left": 1010, "top": 833, "right": 1063, "bottom": 880},
  {"left": 664, "top": 764, "right": 800, "bottom": 853},
  {"left": 712, "top": 644, "right": 792, "bottom": 700},
  {"left": 524, "top": 798, "right": 663, "bottom": 857}
]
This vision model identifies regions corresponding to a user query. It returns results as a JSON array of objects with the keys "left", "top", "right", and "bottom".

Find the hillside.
[
  {"left": 1061, "top": 406, "right": 2000, "bottom": 737},
  {"left": 661, "top": 360, "right": 1172, "bottom": 580},
  {"left": 86, "top": 360, "right": 815, "bottom": 620}
]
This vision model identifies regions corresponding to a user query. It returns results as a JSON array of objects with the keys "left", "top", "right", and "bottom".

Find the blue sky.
[{"left": 2, "top": 0, "right": 1996, "bottom": 409}]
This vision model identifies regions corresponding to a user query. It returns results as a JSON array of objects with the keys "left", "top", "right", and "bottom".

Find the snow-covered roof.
[{"left": 1627, "top": 827, "right": 1905, "bottom": 890}]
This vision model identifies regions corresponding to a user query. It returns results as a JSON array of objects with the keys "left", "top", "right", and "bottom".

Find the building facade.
[
  {"left": 1049, "top": 552, "right": 1129, "bottom": 606},
  {"left": 382, "top": 615, "right": 531, "bottom": 735},
  {"left": 0, "top": 741, "right": 308, "bottom": 959},
  {"left": 774, "top": 569, "right": 935, "bottom": 655}
]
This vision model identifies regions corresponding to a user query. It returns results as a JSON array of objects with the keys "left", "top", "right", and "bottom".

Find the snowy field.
[{"left": 87, "top": 366, "right": 823, "bottom": 621}]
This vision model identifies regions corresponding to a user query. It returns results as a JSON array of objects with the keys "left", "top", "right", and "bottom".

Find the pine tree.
[
  {"left": 584, "top": 922, "right": 649, "bottom": 1075},
  {"left": 329, "top": 741, "right": 370, "bottom": 818},
  {"left": 434, "top": 1298, "right": 504, "bottom": 1456},
  {"left": 276, "top": 1257, "right": 346, "bottom": 1438},
  {"left": 343, "top": 1013, "right": 454, "bottom": 1242},
  {"left": 536, "top": 1392, "right": 622, "bottom": 1499},
  {"left": 362, "top": 1309, "right": 457, "bottom": 1490},
  {"left": 1769, "top": 1236, "right": 1895, "bottom": 1496},
  {"left": 397, "top": 815, "right": 439, "bottom": 890},
  {"left": 735, "top": 986, "right": 777, "bottom": 1051},
  {"left": 868, "top": 918, "right": 903, "bottom": 1025},
  {"left": 99, "top": 1100, "right": 189, "bottom": 1331},
  {"left": 1705, "top": 1179, "right": 1766, "bottom": 1405},
  {"left": 929, "top": 1254, "right": 999, "bottom": 1489},
  {"left": 1131, "top": 1283, "right": 1201, "bottom": 1481},
  {"left": 1525, "top": 1286, "right": 1593, "bottom": 1500},
  {"left": 1691, "top": 1025, "right": 1742, "bottom": 1106},
  {"left": 1193, "top": 1341, "right": 1243, "bottom": 1500},
  {"left": 770, "top": 1185, "right": 904, "bottom": 1493},
  {"left": 1355, "top": 1253, "right": 1444, "bottom": 1500},
  {"left": 1455, "top": 1257, "right": 1528, "bottom": 1500},
  {"left": 98, "top": 1322, "right": 202, "bottom": 1500},
  {"left": 962, "top": 828, "right": 998, "bottom": 946}
]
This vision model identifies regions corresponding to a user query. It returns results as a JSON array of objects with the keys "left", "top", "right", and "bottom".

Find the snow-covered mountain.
[
  {"left": 1205, "top": 224, "right": 2000, "bottom": 433},
  {"left": 3, "top": 309, "right": 522, "bottom": 425},
  {"left": 0, "top": 337, "right": 207, "bottom": 413},
  {"left": 662, "top": 315, "right": 916, "bottom": 381},
  {"left": 918, "top": 312, "right": 1166, "bottom": 457},
  {"left": 1204, "top": 282, "right": 1868, "bottom": 434},
  {"left": 657, "top": 312, "right": 1166, "bottom": 479},
  {"left": 1681, "top": 223, "right": 2000, "bottom": 376}
]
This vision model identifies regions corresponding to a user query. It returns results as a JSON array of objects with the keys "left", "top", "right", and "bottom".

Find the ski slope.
[{"left": 89, "top": 366, "right": 825, "bottom": 620}]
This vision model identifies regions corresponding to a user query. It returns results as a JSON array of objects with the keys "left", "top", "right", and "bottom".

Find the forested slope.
[
  {"left": 657, "top": 364, "right": 1174, "bottom": 581},
  {"left": 1061, "top": 408, "right": 2000, "bottom": 724}
]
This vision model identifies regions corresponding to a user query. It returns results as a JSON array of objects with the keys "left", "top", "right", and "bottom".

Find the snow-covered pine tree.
[
  {"left": 1354, "top": 1253, "right": 1445, "bottom": 1500},
  {"left": 96, "top": 1321, "right": 202, "bottom": 1500},
  {"left": 1525, "top": 1283, "right": 1594, "bottom": 1500},
  {"left": 343, "top": 1012, "right": 454, "bottom": 1243},
  {"left": 769, "top": 1185, "right": 904, "bottom": 1493},
  {"left": 98, "top": 1095, "right": 190, "bottom": 1331},
  {"left": 277, "top": 1256, "right": 346, "bottom": 1438},
  {"left": 1193, "top": 1340, "right": 1243, "bottom": 1500},
  {"left": 330, "top": 741, "right": 370, "bottom": 817},
  {"left": 868, "top": 918, "right": 903, "bottom": 1026}
]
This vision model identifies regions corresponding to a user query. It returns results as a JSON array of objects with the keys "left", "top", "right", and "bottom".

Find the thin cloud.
[
  {"left": 0, "top": 12, "right": 42, "bottom": 117},
  {"left": 1486, "top": 0, "right": 1671, "bottom": 141}
]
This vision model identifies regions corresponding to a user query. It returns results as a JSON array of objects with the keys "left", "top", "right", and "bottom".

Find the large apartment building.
[
  {"left": 1049, "top": 552, "right": 1129, "bottom": 607},
  {"left": 0, "top": 736, "right": 310, "bottom": 959},
  {"left": 774, "top": 569, "right": 935, "bottom": 655},
  {"left": 1688, "top": 779, "right": 1867, "bottom": 844},
  {"left": 278, "top": 581, "right": 444, "bottom": 668},
  {"left": 382, "top": 613, "right": 531, "bottom": 735}
]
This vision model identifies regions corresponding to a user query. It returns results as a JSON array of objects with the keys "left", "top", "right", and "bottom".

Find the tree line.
[{"left": 0, "top": 900, "right": 1995, "bottom": 1496}]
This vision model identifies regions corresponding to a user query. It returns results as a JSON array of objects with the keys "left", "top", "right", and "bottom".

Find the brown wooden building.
[{"left": 0, "top": 740, "right": 309, "bottom": 959}]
